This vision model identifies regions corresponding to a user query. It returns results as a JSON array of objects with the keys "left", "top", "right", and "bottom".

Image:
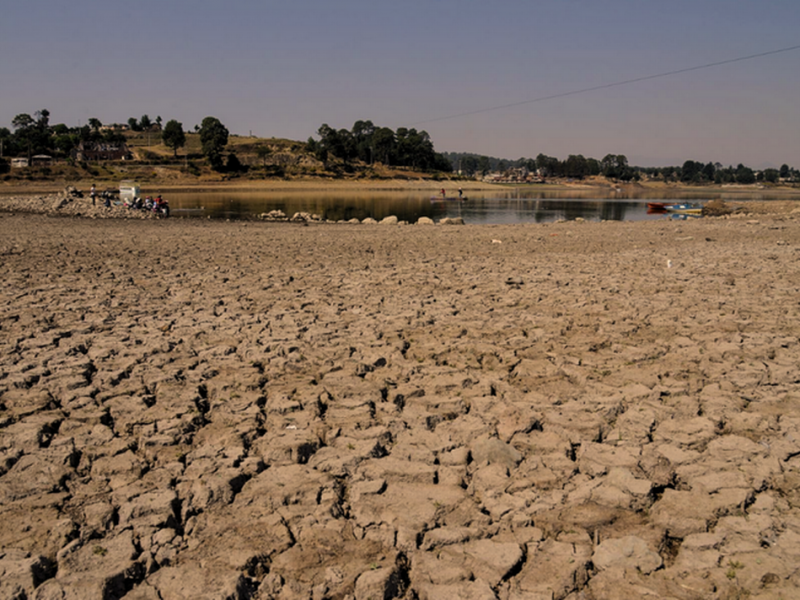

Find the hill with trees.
[
  {"left": 0, "top": 110, "right": 461, "bottom": 185},
  {"left": 1, "top": 108, "right": 797, "bottom": 187}
]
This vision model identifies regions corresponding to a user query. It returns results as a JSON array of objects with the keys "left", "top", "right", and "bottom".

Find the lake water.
[{"left": 159, "top": 188, "right": 797, "bottom": 224}]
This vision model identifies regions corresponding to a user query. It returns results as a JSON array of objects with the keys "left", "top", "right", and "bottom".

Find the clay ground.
[{"left": 2, "top": 207, "right": 800, "bottom": 599}]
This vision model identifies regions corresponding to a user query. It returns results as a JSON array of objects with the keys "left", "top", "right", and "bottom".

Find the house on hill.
[
  {"left": 11, "top": 155, "right": 55, "bottom": 168},
  {"left": 72, "top": 141, "right": 132, "bottom": 162}
]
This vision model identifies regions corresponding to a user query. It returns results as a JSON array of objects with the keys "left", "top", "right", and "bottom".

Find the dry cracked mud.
[{"left": 2, "top": 206, "right": 800, "bottom": 599}]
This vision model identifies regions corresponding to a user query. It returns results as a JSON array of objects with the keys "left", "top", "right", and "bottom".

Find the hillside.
[{"left": 1, "top": 130, "right": 468, "bottom": 191}]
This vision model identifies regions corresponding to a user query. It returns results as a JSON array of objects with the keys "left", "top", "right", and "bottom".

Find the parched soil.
[{"left": 2, "top": 207, "right": 800, "bottom": 599}]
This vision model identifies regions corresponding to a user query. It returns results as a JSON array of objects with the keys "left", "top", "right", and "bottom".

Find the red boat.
[{"left": 647, "top": 202, "right": 667, "bottom": 212}]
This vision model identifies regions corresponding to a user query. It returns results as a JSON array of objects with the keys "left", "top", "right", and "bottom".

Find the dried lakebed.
[{"left": 1, "top": 210, "right": 800, "bottom": 599}]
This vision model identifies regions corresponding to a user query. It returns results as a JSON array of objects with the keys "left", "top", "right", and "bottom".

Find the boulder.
[{"left": 260, "top": 210, "right": 287, "bottom": 220}]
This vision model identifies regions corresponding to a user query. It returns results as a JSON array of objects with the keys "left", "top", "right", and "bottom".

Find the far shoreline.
[{"left": 2, "top": 176, "right": 800, "bottom": 198}]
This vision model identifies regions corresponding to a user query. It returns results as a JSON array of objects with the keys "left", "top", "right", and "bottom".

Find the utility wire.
[{"left": 409, "top": 44, "right": 800, "bottom": 126}]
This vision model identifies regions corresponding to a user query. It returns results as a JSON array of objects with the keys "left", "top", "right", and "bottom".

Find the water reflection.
[
  {"left": 162, "top": 187, "right": 800, "bottom": 224},
  {"left": 435, "top": 198, "right": 641, "bottom": 224}
]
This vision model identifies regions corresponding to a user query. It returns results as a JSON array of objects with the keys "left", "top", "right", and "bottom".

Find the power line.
[{"left": 408, "top": 44, "right": 800, "bottom": 126}]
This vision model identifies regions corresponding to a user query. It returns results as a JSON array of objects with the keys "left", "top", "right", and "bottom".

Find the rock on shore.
[{"left": 1, "top": 210, "right": 800, "bottom": 599}]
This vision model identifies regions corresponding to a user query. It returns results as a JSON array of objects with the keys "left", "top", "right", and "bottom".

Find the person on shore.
[
  {"left": 154, "top": 195, "right": 170, "bottom": 217},
  {"left": 441, "top": 188, "right": 446, "bottom": 199},
  {"left": 90, "top": 184, "right": 97, "bottom": 206},
  {"left": 458, "top": 187, "right": 463, "bottom": 199}
]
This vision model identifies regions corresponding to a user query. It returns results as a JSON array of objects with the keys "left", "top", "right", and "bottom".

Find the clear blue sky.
[{"left": 2, "top": 0, "right": 798, "bottom": 168}]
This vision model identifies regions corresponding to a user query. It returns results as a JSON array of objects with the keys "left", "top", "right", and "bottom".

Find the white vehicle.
[{"left": 119, "top": 180, "right": 140, "bottom": 201}]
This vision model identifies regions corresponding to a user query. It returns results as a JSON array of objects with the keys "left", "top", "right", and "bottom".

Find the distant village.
[
  {"left": 8, "top": 123, "right": 133, "bottom": 168},
  {"left": 480, "top": 167, "right": 545, "bottom": 184}
]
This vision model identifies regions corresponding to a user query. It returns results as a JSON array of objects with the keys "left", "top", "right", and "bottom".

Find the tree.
[
  {"left": 735, "top": 164, "right": 756, "bottom": 184},
  {"left": 779, "top": 164, "right": 790, "bottom": 179},
  {"left": 565, "top": 154, "right": 589, "bottom": 179},
  {"left": 11, "top": 114, "right": 35, "bottom": 158},
  {"left": 681, "top": 160, "right": 699, "bottom": 182},
  {"left": 763, "top": 168, "right": 779, "bottom": 183},
  {"left": 702, "top": 162, "right": 715, "bottom": 182},
  {"left": 600, "top": 154, "right": 623, "bottom": 179},
  {"left": 316, "top": 124, "right": 355, "bottom": 163},
  {"left": 140, "top": 115, "right": 152, "bottom": 130},
  {"left": 103, "top": 130, "right": 126, "bottom": 144},
  {"left": 460, "top": 155, "right": 478, "bottom": 176},
  {"left": 0, "top": 127, "right": 11, "bottom": 157},
  {"left": 53, "top": 133, "right": 78, "bottom": 157},
  {"left": 225, "top": 152, "right": 243, "bottom": 173},
  {"left": 128, "top": 117, "right": 140, "bottom": 131},
  {"left": 431, "top": 152, "right": 453, "bottom": 173},
  {"left": 12, "top": 113, "right": 34, "bottom": 131},
  {"left": 351, "top": 119, "right": 375, "bottom": 163},
  {"left": 35, "top": 109, "right": 50, "bottom": 130},
  {"left": 155, "top": 116, "right": 163, "bottom": 130},
  {"left": 162, "top": 120, "right": 186, "bottom": 157},
  {"left": 536, "top": 154, "right": 560, "bottom": 178},
  {"left": 88, "top": 118, "right": 102, "bottom": 132},
  {"left": 371, "top": 127, "right": 395, "bottom": 165},
  {"left": 199, "top": 116, "right": 229, "bottom": 169}
]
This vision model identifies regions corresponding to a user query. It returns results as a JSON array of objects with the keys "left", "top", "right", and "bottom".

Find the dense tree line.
[
  {"left": 443, "top": 151, "right": 798, "bottom": 184},
  {"left": 307, "top": 121, "right": 452, "bottom": 172},
  {"left": 639, "top": 161, "right": 798, "bottom": 185}
]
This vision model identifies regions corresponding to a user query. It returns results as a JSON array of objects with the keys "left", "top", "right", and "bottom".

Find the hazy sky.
[{"left": 2, "top": 0, "right": 798, "bottom": 167}]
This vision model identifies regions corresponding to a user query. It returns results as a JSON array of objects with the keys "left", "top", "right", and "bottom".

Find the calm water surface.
[{"left": 160, "top": 188, "right": 797, "bottom": 224}]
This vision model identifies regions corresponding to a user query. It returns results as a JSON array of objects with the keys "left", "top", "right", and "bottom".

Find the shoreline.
[
  {"left": 2, "top": 176, "right": 800, "bottom": 197},
  {"left": 2, "top": 190, "right": 800, "bottom": 223}
]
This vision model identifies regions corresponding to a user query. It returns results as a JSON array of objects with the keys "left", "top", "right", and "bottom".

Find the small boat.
[
  {"left": 664, "top": 203, "right": 703, "bottom": 215},
  {"left": 646, "top": 202, "right": 667, "bottom": 211},
  {"left": 430, "top": 196, "right": 467, "bottom": 202}
]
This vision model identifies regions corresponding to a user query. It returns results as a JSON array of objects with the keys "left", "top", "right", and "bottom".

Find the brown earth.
[{"left": 2, "top": 199, "right": 800, "bottom": 599}]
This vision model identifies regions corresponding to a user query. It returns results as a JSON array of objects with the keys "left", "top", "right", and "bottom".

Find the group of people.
[
  {"left": 439, "top": 187, "right": 465, "bottom": 199},
  {"left": 89, "top": 184, "right": 115, "bottom": 208},
  {"left": 123, "top": 195, "right": 170, "bottom": 217},
  {"left": 88, "top": 184, "right": 169, "bottom": 216}
]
